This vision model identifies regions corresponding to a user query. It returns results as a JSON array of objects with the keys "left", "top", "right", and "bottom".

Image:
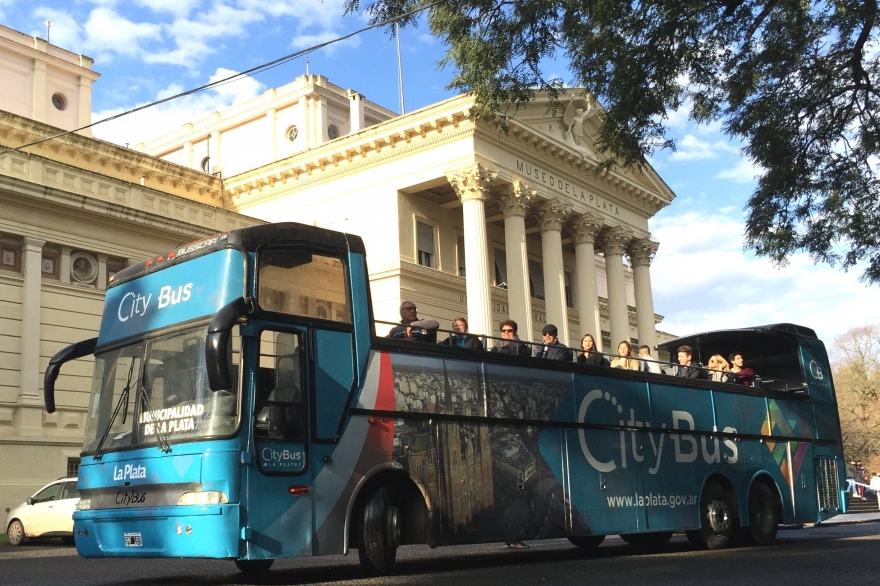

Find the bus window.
[
  {"left": 258, "top": 250, "right": 351, "bottom": 323},
  {"left": 82, "top": 343, "right": 143, "bottom": 454},
  {"left": 255, "top": 330, "right": 306, "bottom": 445}
]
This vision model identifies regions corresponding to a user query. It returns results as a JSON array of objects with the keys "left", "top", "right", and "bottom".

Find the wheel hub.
[{"left": 707, "top": 499, "right": 730, "bottom": 533}]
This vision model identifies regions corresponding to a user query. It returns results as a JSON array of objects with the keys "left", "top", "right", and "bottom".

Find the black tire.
[
  {"left": 619, "top": 531, "right": 673, "bottom": 548},
  {"left": 685, "top": 530, "right": 702, "bottom": 547},
  {"left": 234, "top": 559, "right": 274, "bottom": 576},
  {"left": 568, "top": 535, "right": 605, "bottom": 549},
  {"left": 697, "top": 482, "right": 737, "bottom": 550},
  {"left": 747, "top": 483, "right": 779, "bottom": 546},
  {"left": 358, "top": 485, "right": 400, "bottom": 575},
  {"left": 6, "top": 520, "right": 25, "bottom": 546},
  {"left": 61, "top": 535, "right": 75, "bottom": 546}
]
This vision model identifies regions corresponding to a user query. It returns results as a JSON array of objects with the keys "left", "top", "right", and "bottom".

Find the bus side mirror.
[
  {"left": 206, "top": 297, "right": 254, "bottom": 391},
  {"left": 44, "top": 337, "right": 98, "bottom": 414}
]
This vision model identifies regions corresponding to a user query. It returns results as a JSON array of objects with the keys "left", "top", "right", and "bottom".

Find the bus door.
[{"left": 242, "top": 326, "right": 312, "bottom": 559}]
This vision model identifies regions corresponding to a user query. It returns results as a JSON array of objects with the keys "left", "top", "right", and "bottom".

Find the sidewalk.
[{"left": 818, "top": 512, "right": 880, "bottom": 526}]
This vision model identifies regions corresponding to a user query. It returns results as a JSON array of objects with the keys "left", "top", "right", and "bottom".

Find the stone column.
[
  {"left": 627, "top": 238, "right": 660, "bottom": 349},
  {"left": 267, "top": 108, "right": 277, "bottom": 161},
  {"left": 348, "top": 90, "right": 365, "bottom": 132},
  {"left": 535, "top": 198, "right": 571, "bottom": 345},
  {"left": 77, "top": 75, "right": 93, "bottom": 137},
  {"left": 447, "top": 164, "right": 497, "bottom": 339},
  {"left": 184, "top": 141, "right": 194, "bottom": 169},
  {"left": 19, "top": 237, "right": 45, "bottom": 414},
  {"left": 97, "top": 254, "right": 108, "bottom": 291},
  {"left": 495, "top": 180, "right": 536, "bottom": 337},
  {"left": 210, "top": 131, "right": 221, "bottom": 174},
  {"left": 60, "top": 246, "right": 72, "bottom": 285},
  {"left": 569, "top": 213, "right": 604, "bottom": 350},
  {"left": 601, "top": 226, "right": 633, "bottom": 346}
]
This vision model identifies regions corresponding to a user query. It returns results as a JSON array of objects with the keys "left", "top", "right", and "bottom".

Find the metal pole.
[{"left": 395, "top": 22, "right": 405, "bottom": 115}]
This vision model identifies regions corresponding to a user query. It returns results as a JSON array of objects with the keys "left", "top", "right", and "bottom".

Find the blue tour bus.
[{"left": 43, "top": 222, "right": 846, "bottom": 575}]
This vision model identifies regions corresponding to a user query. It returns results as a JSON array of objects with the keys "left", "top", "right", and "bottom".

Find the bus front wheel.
[
  {"left": 698, "top": 482, "right": 736, "bottom": 550},
  {"left": 358, "top": 485, "right": 400, "bottom": 575},
  {"left": 235, "top": 559, "right": 274, "bottom": 576},
  {"left": 747, "top": 483, "right": 779, "bottom": 546}
]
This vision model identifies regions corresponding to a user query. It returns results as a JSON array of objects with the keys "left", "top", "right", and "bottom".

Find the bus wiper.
[
  {"left": 137, "top": 382, "right": 172, "bottom": 454},
  {"left": 94, "top": 357, "right": 136, "bottom": 460}
]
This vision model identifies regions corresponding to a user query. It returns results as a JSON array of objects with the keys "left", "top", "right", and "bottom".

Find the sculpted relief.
[{"left": 562, "top": 94, "right": 598, "bottom": 159}]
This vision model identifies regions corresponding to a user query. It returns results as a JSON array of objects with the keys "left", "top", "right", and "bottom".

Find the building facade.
[{"left": 1, "top": 34, "right": 675, "bottom": 515}]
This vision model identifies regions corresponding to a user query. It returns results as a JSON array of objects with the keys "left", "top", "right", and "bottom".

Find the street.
[{"left": 2, "top": 522, "right": 879, "bottom": 586}]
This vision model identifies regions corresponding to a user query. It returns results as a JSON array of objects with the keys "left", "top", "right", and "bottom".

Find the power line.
[{"left": 2, "top": 1, "right": 444, "bottom": 157}]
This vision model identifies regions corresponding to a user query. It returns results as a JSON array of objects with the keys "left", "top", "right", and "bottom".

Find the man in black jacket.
[
  {"left": 534, "top": 324, "right": 573, "bottom": 361},
  {"left": 387, "top": 301, "right": 439, "bottom": 343},
  {"left": 676, "top": 345, "right": 706, "bottom": 379},
  {"left": 490, "top": 320, "right": 531, "bottom": 356}
]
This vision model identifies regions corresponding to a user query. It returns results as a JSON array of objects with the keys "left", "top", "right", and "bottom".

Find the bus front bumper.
[{"left": 73, "top": 504, "right": 240, "bottom": 558}]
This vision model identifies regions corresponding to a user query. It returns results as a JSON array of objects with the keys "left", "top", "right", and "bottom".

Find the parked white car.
[{"left": 5, "top": 477, "right": 79, "bottom": 546}]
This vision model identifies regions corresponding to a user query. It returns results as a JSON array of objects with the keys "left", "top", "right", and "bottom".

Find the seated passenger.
[
  {"left": 577, "top": 334, "right": 608, "bottom": 366},
  {"left": 490, "top": 320, "right": 531, "bottom": 356},
  {"left": 638, "top": 344, "right": 662, "bottom": 374},
  {"left": 439, "top": 317, "right": 484, "bottom": 349},
  {"left": 387, "top": 301, "right": 439, "bottom": 343},
  {"left": 706, "top": 354, "right": 734, "bottom": 382},
  {"left": 728, "top": 351, "right": 755, "bottom": 385},
  {"left": 675, "top": 345, "right": 707, "bottom": 379},
  {"left": 533, "top": 324, "right": 573, "bottom": 361},
  {"left": 610, "top": 340, "right": 640, "bottom": 370}
]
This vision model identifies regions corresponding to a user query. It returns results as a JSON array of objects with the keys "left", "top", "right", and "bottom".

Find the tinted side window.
[
  {"left": 258, "top": 250, "right": 351, "bottom": 323},
  {"left": 33, "top": 483, "right": 62, "bottom": 503},
  {"left": 60, "top": 482, "right": 80, "bottom": 500}
]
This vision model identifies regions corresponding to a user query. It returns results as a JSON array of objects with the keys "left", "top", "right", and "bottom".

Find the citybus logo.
[
  {"left": 116, "top": 283, "right": 193, "bottom": 323},
  {"left": 576, "top": 389, "right": 738, "bottom": 475},
  {"left": 809, "top": 360, "right": 824, "bottom": 380}
]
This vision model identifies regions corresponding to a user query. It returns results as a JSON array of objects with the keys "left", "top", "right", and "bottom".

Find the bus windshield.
[{"left": 82, "top": 324, "right": 240, "bottom": 455}]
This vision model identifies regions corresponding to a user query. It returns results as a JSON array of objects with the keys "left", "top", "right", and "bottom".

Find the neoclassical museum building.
[{"left": 0, "top": 25, "right": 674, "bottom": 512}]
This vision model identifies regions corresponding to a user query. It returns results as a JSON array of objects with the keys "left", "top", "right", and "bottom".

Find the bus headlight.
[
  {"left": 75, "top": 499, "right": 91, "bottom": 511},
  {"left": 177, "top": 491, "right": 228, "bottom": 506}
]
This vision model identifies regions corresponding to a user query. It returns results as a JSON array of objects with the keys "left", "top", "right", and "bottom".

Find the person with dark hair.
[
  {"left": 577, "top": 334, "right": 608, "bottom": 366},
  {"left": 439, "top": 317, "right": 484, "bottom": 349},
  {"left": 676, "top": 345, "right": 707, "bottom": 379},
  {"left": 490, "top": 320, "right": 531, "bottom": 356},
  {"left": 728, "top": 351, "right": 755, "bottom": 385},
  {"left": 638, "top": 344, "right": 662, "bottom": 374},
  {"left": 610, "top": 340, "right": 640, "bottom": 370},
  {"left": 387, "top": 300, "right": 439, "bottom": 343},
  {"left": 534, "top": 324, "right": 573, "bottom": 361}
]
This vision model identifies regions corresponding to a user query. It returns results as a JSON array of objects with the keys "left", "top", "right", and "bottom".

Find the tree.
[
  {"left": 832, "top": 324, "right": 880, "bottom": 469},
  {"left": 346, "top": 0, "right": 880, "bottom": 282}
]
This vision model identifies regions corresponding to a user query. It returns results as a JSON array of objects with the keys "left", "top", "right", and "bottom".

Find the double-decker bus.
[{"left": 42, "top": 223, "right": 846, "bottom": 575}]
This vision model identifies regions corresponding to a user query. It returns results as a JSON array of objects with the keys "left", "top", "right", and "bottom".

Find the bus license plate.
[{"left": 124, "top": 533, "right": 143, "bottom": 547}]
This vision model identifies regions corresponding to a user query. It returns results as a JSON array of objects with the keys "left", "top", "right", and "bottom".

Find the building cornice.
[{"left": 0, "top": 111, "right": 223, "bottom": 203}]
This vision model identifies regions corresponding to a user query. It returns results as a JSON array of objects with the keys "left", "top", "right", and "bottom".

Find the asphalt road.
[{"left": 2, "top": 522, "right": 880, "bottom": 586}]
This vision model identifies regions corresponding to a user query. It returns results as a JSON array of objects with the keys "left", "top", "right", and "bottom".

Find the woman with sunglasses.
[{"left": 489, "top": 320, "right": 531, "bottom": 356}]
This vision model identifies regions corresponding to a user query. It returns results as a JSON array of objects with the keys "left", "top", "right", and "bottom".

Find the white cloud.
[
  {"left": 715, "top": 158, "right": 764, "bottom": 183},
  {"left": 649, "top": 211, "right": 880, "bottom": 345},
  {"left": 91, "top": 68, "right": 265, "bottom": 145},
  {"left": 83, "top": 8, "right": 163, "bottom": 60},
  {"left": 134, "top": 0, "right": 202, "bottom": 19},
  {"left": 670, "top": 134, "right": 716, "bottom": 161},
  {"left": 291, "top": 31, "right": 360, "bottom": 55}
]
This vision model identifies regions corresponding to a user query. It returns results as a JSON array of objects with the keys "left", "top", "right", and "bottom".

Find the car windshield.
[{"left": 82, "top": 325, "right": 240, "bottom": 455}]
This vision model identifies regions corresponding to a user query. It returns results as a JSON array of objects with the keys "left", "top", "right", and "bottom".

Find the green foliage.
[
  {"left": 832, "top": 324, "right": 880, "bottom": 465},
  {"left": 346, "top": 0, "right": 880, "bottom": 282}
]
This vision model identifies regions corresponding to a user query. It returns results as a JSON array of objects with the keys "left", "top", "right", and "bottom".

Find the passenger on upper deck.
[
  {"left": 706, "top": 354, "right": 734, "bottom": 383},
  {"left": 534, "top": 324, "right": 573, "bottom": 361},
  {"left": 728, "top": 351, "right": 755, "bottom": 385},
  {"left": 577, "top": 334, "right": 608, "bottom": 366},
  {"left": 490, "top": 320, "right": 531, "bottom": 356},
  {"left": 675, "top": 345, "right": 707, "bottom": 379},
  {"left": 439, "top": 317, "right": 484, "bottom": 350},
  {"left": 610, "top": 341, "right": 640, "bottom": 370},
  {"left": 638, "top": 345, "right": 662, "bottom": 374},
  {"left": 387, "top": 301, "right": 439, "bottom": 343}
]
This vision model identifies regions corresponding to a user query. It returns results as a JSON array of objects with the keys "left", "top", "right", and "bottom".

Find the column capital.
[
  {"left": 626, "top": 238, "right": 659, "bottom": 267},
  {"left": 22, "top": 237, "right": 45, "bottom": 251},
  {"left": 568, "top": 212, "right": 605, "bottom": 245},
  {"left": 446, "top": 163, "right": 498, "bottom": 204},
  {"left": 495, "top": 180, "right": 537, "bottom": 218},
  {"left": 534, "top": 197, "right": 571, "bottom": 233},
  {"left": 600, "top": 225, "right": 633, "bottom": 256}
]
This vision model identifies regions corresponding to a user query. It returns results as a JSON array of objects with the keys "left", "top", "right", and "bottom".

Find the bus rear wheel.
[
  {"left": 358, "top": 485, "right": 400, "bottom": 575},
  {"left": 619, "top": 531, "right": 673, "bottom": 548},
  {"left": 234, "top": 559, "right": 274, "bottom": 576},
  {"left": 697, "top": 482, "right": 736, "bottom": 550},
  {"left": 747, "top": 483, "right": 779, "bottom": 546},
  {"left": 568, "top": 535, "right": 605, "bottom": 549}
]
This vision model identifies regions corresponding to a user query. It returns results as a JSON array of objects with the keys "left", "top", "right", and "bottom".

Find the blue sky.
[{"left": 4, "top": 0, "right": 877, "bottom": 348}]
